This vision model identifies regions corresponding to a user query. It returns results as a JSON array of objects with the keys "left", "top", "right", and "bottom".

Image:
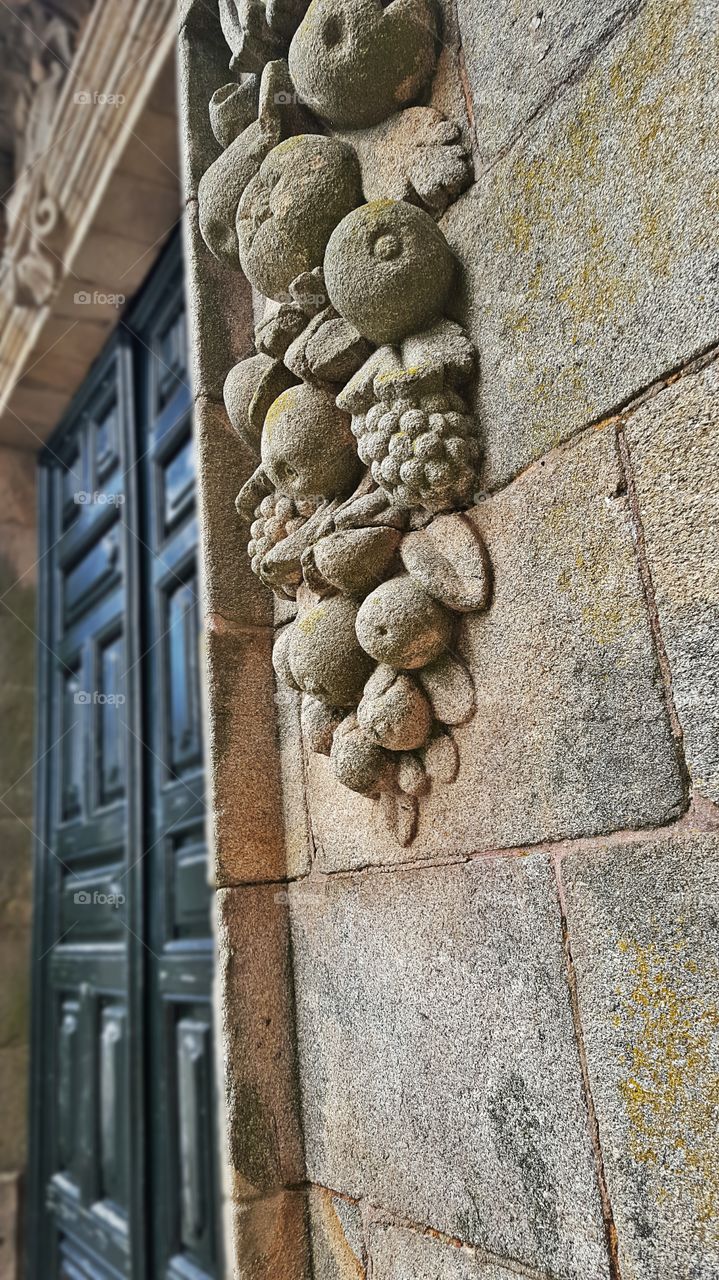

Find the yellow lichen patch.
[
  {"left": 263, "top": 387, "right": 296, "bottom": 442},
  {"left": 297, "top": 605, "right": 325, "bottom": 636},
  {"left": 616, "top": 935, "right": 719, "bottom": 1242}
]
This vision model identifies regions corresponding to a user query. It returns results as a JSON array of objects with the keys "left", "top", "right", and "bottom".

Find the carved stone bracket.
[{"left": 199, "top": 0, "right": 490, "bottom": 844}]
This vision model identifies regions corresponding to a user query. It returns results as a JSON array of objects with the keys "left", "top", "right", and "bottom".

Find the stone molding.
[
  {"left": 197, "top": 0, "right": 491, "bottom": 844},
  {"left": 0, "top": 0, "right": 179, "bottom": 444}
]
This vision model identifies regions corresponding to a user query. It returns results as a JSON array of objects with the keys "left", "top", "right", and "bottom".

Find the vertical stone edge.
[{"left": 177, "top": 5, "right": 312, "bottom": 1277}]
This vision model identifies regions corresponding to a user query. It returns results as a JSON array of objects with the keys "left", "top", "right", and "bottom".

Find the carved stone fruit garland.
[{"left": 200, "top": 0, "right": 492, "bottom": 845}]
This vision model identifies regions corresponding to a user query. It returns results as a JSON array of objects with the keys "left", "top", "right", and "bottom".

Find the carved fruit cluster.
[
  {"left": 200, "top": 0, "right": 491, "bottom": 843},
  {"left": 248, "top": 493, "right": 317, "bottom": 578}
]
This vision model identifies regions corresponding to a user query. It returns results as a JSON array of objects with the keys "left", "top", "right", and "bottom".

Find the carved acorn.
[
  {"left": 357, "top": 665, "right": 433, "bottom": 751},
  {"left": 355, "top": 575, "right": 452, "bottom": 670}
]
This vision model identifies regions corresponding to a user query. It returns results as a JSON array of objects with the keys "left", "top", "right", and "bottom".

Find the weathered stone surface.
[
  {"left": 238, "top": 136, "right": 362, "bottom": 301},
  {"left": 288, "top": 0, "right": 437, "bottom": 130},
  {"left": 0, "top": 1172, "right": 21, "bottom": 1278},
  {"left": 0, "top": 820, "right": 32, "bottom": 930},
  {"left": 369, "top": 1224, "right": 524, "bottom": 1280},
  {"left": 194, "top": 397, "right": 271, "bottom": 627},
  {"left": 205, "top": 621, "right": 288, "bottom": 884},
  {"left": 0, "top": 930, "right": 28, "bottom": 1049},
  {"left": 325, "top": 202, "right": 454, "bottom": 347},
  {"left": 177, "top": 8, "right": 226, "bottom": 199},
  {"left": 290, "top": 855, "right": 610, "bottom": 1278},
  {"left": 308, "top": 1186, "right": 366, "bottom": 1280},
  {"left": 623, "top": 365, "right": 719, "bottom": 804},
  {"left": 307, "top": 425, "right": 683, "bottom": 870},
  {"left": 561, "top": 834, "right": 719, "bottom": 1279},
  {"left": 443, "top": 0, "right": 719, "bottom": 489},
  {"left": 184, "top": 205, "right": 255, "bottom": 403},
  {"left": 0, "top": 1048, "right": 27, "bottom": 1170},
  {"left": 231, "top": 1188, "right": 310, "bottom": 1280},
  {"left": 456, "top": 0, "right": 641, "bottom": 162},
  {"left": 216, "top": 885, "right": 305, "bottom": 1200}
]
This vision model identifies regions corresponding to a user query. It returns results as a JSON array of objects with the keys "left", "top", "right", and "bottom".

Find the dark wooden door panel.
[{"left": 29, "top": 236, "right": 220, "bottom": 1279}]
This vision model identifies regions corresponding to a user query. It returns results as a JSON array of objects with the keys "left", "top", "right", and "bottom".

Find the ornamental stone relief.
[{"left": 200, "top": 0, "right": 491, "bottom": 845}]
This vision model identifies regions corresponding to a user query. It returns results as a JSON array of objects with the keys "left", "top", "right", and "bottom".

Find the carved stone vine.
[{"left": 199, "top": 0, "right": 492, "bottom": 845}]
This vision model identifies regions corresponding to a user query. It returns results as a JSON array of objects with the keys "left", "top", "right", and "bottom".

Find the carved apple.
[
  {"left": 355, "top": 575, "right": 453, "bottom": 669},
  {"left": 237, "top": 134, "right": 362, "bottom": 300},
  {"left": 324, "top": 200, "right": 454, "bottom": 345},
  {"left": 288, "top": 0, "right": 438, "bottom": 129}
]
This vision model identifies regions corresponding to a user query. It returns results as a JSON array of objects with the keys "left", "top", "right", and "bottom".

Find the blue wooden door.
[{"left": 27, "top": 236, "right": 221, "bottom": 1279}]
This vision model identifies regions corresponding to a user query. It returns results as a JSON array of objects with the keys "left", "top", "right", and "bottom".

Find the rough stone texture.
[
  {"left": 216, "top": 886, "right": 305, "bottom": 1201},
  {"left": 456, "top": 0, "right": 642, "bottom": 162},
  {"left": 325, "top": 202, "right": 454, "bottom": 347},
  {"left": 623, "top": 365, "right": 719, "bottom": 804},
  {"left": 443, "top": 0, "right": 719, "bottom": 489},
  {"left": 369, "top": 1224, "right": 528, "bottom": 1280},
  {"left": 238, "top": 136, "right": 363, "bottom": 302},
  {"left": 290, "top": 855, "right": 610, "bottom": 1279},
  {"left": 0, "top": 1048, "right": 28, "bottom": 1171},
  {"left": 0, "top": 931, "right": 29, "bottom": 1050},
  {"left": 561, "top": 834, "right": 719, "bottom": 1279},
  {"left": 307, "top": 1186, "right": 366, "bottom": 1280},
  {"left": 0, "top": 465, "right": 35, "bottom": 1210},
  {"left": 177, "top": 0, "right": 227, "bottom": 199},
  {"left": 205, "top": 620, "right": 290, "bottom": 884},
  {"left": 0, "top": 1172, "right": 21, "bottom": 1280},
  {"left": 195, "top": 396, "right": 271, "bottom": 627},
  {"left": 306, "top": 425, "right": 683, "bottom": 870},
  {"left": 184, "top": 204, "right": 255, "bottom": 404},
  {"left": 231, "top": 1189, "right": 310, "bottom": 1280}
]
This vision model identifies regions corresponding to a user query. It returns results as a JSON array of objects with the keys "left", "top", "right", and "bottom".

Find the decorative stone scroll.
[
  {"left": 0, "top": 1, "right": 88, "bottom": 307},
  {"left": 199, "top": 0, "right": 491, "bottom": 844}
]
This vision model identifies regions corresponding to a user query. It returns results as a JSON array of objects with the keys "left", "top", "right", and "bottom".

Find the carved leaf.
[
  {"left": 380, "top": 791, "right": 419, "bottom": 847},
  {"left": 418, "top": 653, "right": 475, "bottom": 726},
  {"left": 422, "top": 732, "right": 459, "bottom": 783},
  {"left": 401, "top": 513, "right": 491, "bottom": 612}
]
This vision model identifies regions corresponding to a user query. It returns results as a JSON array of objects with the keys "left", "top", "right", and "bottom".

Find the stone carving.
[
  {"left": 0, "top": 1, "right": 90, "bottom": 307},
  {"left": 201, "top": 0, "right": 492, "bottom": 842},
  {"left": 0, "top": 3, "right": 88, "bottom": 307}
]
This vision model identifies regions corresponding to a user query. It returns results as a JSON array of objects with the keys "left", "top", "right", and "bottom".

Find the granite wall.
[{"left": 180, "top": 1, "right": 719, "bottom": 1276}]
